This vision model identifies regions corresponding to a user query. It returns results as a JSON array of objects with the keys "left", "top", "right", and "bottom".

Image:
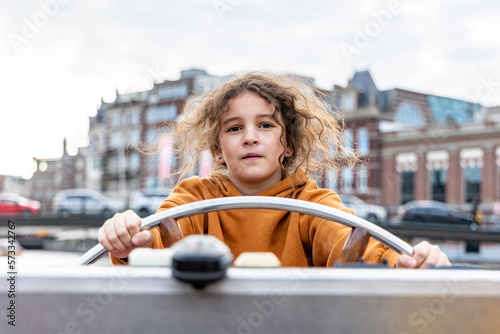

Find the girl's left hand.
[{"left": 396, "top": 241, "right": 451, "bottom": 268}]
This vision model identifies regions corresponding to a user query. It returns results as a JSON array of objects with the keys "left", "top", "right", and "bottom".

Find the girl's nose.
[{"left": 243, "top": 129, "right": 259, "bottom": 145}]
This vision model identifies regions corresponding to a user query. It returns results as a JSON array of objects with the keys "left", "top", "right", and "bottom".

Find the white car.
[
  {"left": 52, "top": 189, "right": 125, "bottom": 218},
  {"left": 129, "top": 188, "right": 172, "bottom": 217},
  {"left": 338, "top": 194, "right": 387, "bottom": 224}
]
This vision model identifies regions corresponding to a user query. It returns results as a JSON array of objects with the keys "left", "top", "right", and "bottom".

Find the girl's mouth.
[{"left": 242, "top": 153, "right": 262, "bottom": 160}]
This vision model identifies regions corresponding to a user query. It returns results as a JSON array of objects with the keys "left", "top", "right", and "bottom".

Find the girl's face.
[{"left": 218, "top": 92, "right": 293, "bottom": 195}]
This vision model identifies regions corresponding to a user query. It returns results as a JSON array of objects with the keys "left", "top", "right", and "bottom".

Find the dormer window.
[
  {"left": 394, "top": 102, "right": 424, "bottom": 127},
  {"left": 343, "top": 92, "right": 355, "bottom": 112}
]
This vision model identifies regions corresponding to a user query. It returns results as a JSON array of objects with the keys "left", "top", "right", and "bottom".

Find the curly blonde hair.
[{"left": 170, "top": 71, "right": 359, "bottom": 182}]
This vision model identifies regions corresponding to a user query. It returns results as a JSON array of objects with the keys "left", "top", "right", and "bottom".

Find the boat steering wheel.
[{"left": 75, "top": 197, "right": 413, "bottom": 266}]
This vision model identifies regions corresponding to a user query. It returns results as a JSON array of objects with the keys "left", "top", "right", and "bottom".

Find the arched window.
[{"left": 394, "top": 103, "right": 425, "bottom": 127}]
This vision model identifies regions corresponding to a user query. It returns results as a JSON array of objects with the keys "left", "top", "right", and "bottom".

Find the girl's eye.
[
  {"left": 228, "top": 126, "right": 241, "bottom": 132},
  {"left": 260, "top": 123, "right": 273, "bottom": 129}
]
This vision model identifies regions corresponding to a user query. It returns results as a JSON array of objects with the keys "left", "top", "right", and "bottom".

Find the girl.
[{"left": 99, "top": 72, "right": 450, "bottom": 268}]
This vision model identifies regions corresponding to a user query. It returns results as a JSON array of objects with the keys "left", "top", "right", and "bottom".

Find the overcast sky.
[{"left": 1, "top": 0, "right": 499, "bottom": 178}]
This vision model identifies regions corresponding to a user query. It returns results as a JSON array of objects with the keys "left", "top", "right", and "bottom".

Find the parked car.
[
  {"left": 399, "top": 200, "right": 476, "bottom": 229},
  {"left": 338, "top": 194, "right": 387, "bottom": 224},
  {"left": 0, "top": 193, "right": 41, "bottom": 218},
  {"left": 52, "top": 189, "right": 125, "bottom": 218},
  {"left": 129, "top": 188, "right": 172, "bottom": 217}
]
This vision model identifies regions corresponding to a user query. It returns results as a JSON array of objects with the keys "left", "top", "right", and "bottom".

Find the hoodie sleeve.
[
  {"left": 110, "top": 177, "right": 206, "bottom": 265},
  {"left": 308, "top": 193, "right": 399, "bottom": 267}
]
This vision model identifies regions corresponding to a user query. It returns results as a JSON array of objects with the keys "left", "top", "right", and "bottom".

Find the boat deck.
[{"left": 8, "top": 265, "right": 500, "bottom": 334}]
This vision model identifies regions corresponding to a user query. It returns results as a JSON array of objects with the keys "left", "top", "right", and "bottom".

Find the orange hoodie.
[{"left": 111, "top": 169, "right": 399, "bottom": 266}]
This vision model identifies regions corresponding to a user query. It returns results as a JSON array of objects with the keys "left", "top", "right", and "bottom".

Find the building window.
[
  {"left": 93, "top": 157, "right": 103, "bottom": 171},
  {"left": 146, "top": 106, "right": 157, "bottom": 124},
  {"left": 112, "top": 114, "right": 121, "bottom": 128},
  {"left": 131, "top": 110, "right": 140, "bottom": 125},
  {"left": 326, "top": 169, "right": 337, "bottom": 191},
  {"left": 109, "top": 180, "right": 118, "bottom": 192},
  {"left": 343, "top": 129, "right": 354, "bottom": 154},
  {"left": 394, "top": 103, "right": 424, "bottom": 127},
  {"left": 342, "top": 168, "right": 353, "bottom": 193},
  {"left": 110, "top": 133, "right": 120, "bottom": 148},
  {"left": 147, "top": 155, "right": 158, "bottom": 171},
  {"left": 427, "top": 95, "right": 479, "bottom": 125},
  {"left": 464, "top": 167, "right": 481, "bottom": 203},
  {"left": 357, "top": 166, "right": 368, "bottom": 193},
  {"left": 130, "top": 129, "right": 141, "bottom": 145},
  {"left": 100, "top": 134, "right": 107, "bottom": 150},
  {"left": 146, "top": 176, "right": 158, "bottom": 189},
  {"left": 430, "top": 169, "right": 446, "bottom": 202},
  {"left": 343, "top": 93, "right": 354, "bottom": 112},
  {"left": 146, "top": 104, "right": 178, "bottom": 123},
  {"left": 401, "top": 172, "right": 414, "bottom": 204},
  {"left": 146, "top": 129, "right": 157, "bottom": 145},
  {"left": 122, "top": 113, "right": 129, "bottom": 127},
  {"left": 109, "top": 156, "right": 118, "bottom": 171},
  {"left": 157, "top": 84, "right": 188, "bottom": 100},
  {"left": 90, "top": 135, "right": 98, "bottom": 151},
  {"left": 356, "top": 127, "right": 370, "bottom": 155},
  {"left": 128, "top": 178, "right": 138, "bottom": 192},
  {"left": 129, "top": 153, "right": 139, "bottom": 171}
]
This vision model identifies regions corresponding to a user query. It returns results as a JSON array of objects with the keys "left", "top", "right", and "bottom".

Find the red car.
[{"left": 0, "top": 193, "right": 41, "bottom": 218}]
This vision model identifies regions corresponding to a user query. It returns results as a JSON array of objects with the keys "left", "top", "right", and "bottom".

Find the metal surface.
[
  {"left": 383, "top": 223, "right": 500, "bottom": 242},
  {"left": 75, "top": 197, "right": 413, "bottom": 266},
  {"left": 12, "top": 266, "right": 500, "bottom": 333}
]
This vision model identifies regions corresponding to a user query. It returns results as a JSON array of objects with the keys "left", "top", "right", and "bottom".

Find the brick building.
[
  {"left": 87, "top": 90, "right": 147, "bottom": 199},
  {"left": 30, "top": 139, "right": 86, "bottom": 213},
  {"left": 328, "top": 71, "right": 392, "bottom": 205},
  {"left": 381, "top": 120, "right": 500, "bottom": 215},
  {"left": 86, "top": 69, "right": 233, "bottom": 202},
  {"left": 328, "top": 71, "right": 500, "bottom": 219}
]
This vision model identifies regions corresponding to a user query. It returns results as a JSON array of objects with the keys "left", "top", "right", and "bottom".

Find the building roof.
[{"left": 349, "top": 70, "right": 380, "bottom": 108}]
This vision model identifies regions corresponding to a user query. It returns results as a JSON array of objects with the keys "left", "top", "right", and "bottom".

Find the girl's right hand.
[{"left": 98, "top": 210, "right": 155, "bottom": 259}]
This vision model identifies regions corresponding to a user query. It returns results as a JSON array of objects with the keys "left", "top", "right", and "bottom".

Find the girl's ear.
[
  {"left": 217, "top": 154, "right": 225, "bottom": 164},
  {"left": 284, "top": 147, "right": 293, "bottom": 158}
]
